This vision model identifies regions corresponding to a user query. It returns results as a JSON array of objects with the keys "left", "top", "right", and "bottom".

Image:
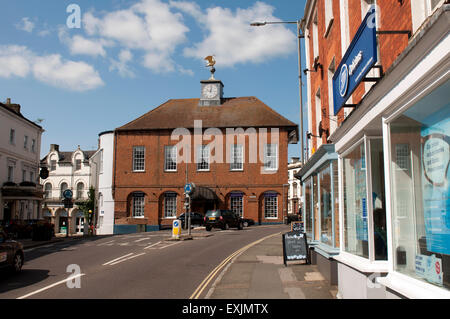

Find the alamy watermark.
[
  {"left": 66, "top": 4, "right": 81, "bottom": 29},
  {"left": 66, "top": 264, "right": 82, "bottom": 289}
]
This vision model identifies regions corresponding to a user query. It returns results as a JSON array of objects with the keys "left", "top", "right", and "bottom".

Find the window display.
[{"left": 389, "top": 80, "right": 449, "bottom": 290}]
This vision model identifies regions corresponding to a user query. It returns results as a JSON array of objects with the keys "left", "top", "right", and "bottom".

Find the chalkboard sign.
[
  {"left": 291, "top": 221, "right": 304, "bottom": 232},
  {"left": 282, "top": 231, "right": 309, "bottom": 266}
]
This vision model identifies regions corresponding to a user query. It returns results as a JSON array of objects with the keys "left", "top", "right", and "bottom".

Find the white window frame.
[
  {"left": 263, "top": 144, "right": 278, "bottom": 171},
  {"left": 132, "top": 146, "right": 145, "bottom": 172},
  {"left": 75, "top": 159, "right": 82, "bottom": 171},
  {"left": 164, "top": 146, "right": 177, "bottom": 172},
  {"left": 197, "top": 145, "right": 210, "bottom": 171},
  {"left": 264, "top": 195, "right": 278, "bottom": 219},
  {"left": 164, "top": 194, "right": 177, "bottom": 219},
  {"left": 132, "top": 195, "right": 145, "bottom": 218},
  {"left": 230, "top": 144, "right": 244, "bottom": 171},
  {"left": 9, "top": 129, "right": 15, "bottom": 145},
  {"left": 231, "top": 195, "right": 244, "bottom": 218},
  {"left": 324, "top": 0, "right": 334, "bottom": 37},
  {"left": 44, "top": 183, "right": 52, "bottom": 199},
  {"left": 76, "top": 183, "right": 84, "bottom": 199}
]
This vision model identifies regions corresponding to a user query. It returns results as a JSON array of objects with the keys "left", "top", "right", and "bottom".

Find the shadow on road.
[{"left": 0, "top": 269, "right": 52, "bottom": 295}]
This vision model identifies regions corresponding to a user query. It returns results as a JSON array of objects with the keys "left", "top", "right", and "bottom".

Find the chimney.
[
  {"left": 4, "top": 98, "right": 21, "bottom": 114},
  {"left": 50, "top": 144, "right": 60, "bottom": 152}
]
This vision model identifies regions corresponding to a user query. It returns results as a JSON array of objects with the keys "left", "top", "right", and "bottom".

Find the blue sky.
[{"left": 0, "top": 0, "right": 307, "bottom": 161}]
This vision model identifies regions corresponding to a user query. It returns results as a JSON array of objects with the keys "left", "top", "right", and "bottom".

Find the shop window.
[
  {"left": 304, "top": 178, "right": 313, "bottom": 239},
  {"left": 164, "top": 193, "right": 177, "bottom": 218},
  {"left": 313, "top": 174, "right": 319, "bottom": 240},
  {"left": 333, "top": 162, "right": 340, "bottom": 248},
  {"left": 389, "top": 80, "right": 449, "bottom": 291},
  {"left": 343, "top": 142, "right": 369, "bottom": 258},
  {"left": 320, "top": 165, "right": 333, "bottom": 246}
]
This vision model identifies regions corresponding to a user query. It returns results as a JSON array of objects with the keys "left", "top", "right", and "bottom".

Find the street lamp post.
[{"left": 250, "top": 20, "right": 305, "bottom": 165}]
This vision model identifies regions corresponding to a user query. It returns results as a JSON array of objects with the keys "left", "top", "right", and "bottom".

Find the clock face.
[{"left": 203, "top": 84, "right": 218, "bottom": 99}]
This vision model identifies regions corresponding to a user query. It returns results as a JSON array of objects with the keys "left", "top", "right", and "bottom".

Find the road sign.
[
  {"left": 184, "top": 183, "right": 195, "bottom": 195},
  {"left": 172, "top": 219, "right": 181, "bottom": 239},
  {"left": 63, "top": 189, "right": 73, "bottom": 199}
]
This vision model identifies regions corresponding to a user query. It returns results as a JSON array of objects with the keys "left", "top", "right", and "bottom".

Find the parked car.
[
  {"left": 204, "top": 210, "right": 243, "bottom": 231},
  {"left": 0, "top": 232, "right": 24, "bottom": 273},
  {"left": 241, "top": 218, "right": 255, "bottom": 227},
  {"left": 179, "top": 212, "right": 204, "bottom": 228}
]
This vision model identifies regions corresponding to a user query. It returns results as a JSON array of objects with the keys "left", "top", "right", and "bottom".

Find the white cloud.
[
  {"left": 15, "top": 17, "right": 35, "bottom": 33},
  {"left": 109, "top": 49, "right": 135, "bottom": 78},
  {"left": 0, "top": 45, "right": 104, "bottom": 91},
  {"left": 180, "top": 2, "right": 296, "bottom": 67},
  {"left": 59, "top": 28, "right": 113, "bottom": 58},
  {"left": 83, "top": 0, "right": 189, "bottom": 73}
]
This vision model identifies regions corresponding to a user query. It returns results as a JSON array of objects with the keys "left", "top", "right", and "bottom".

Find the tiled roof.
[
  {"left": 40, "top": 150, "right": 97, "bottom": 164},
  {"left": 116, "top": 97, "right": 298, "bottom": 131}
]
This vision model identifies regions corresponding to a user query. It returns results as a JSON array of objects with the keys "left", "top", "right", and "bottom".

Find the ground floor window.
[
  {"left": 320, "top": 164, "right": 333, "bottom": 246},
  {"left": 132, "top": 193, "right": 145, "bottom": 218},
  {"left": 389, "top": 79, "right": 449, "bottom": 291},
  {"left": 304, "top": 178, "right": 313, "bottom": 238},
  {"left": 230, "top": 193, "right": 243, "bottom": 217},
  {"left": 164, "top": 193, "right": 177, "bottom": 218},
  {"left": 264, "top": 193, "right": 278, "bottom": 219}
]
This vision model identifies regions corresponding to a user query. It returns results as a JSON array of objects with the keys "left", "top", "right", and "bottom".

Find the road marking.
[
  {"left": 102, "top": 253, "right": 134, "bottom": 266},
  {"left": 143, "top": 241, "right": 161, "bottom": 250},
  {"left": 190, "top": 231, "right": 282, "bottom": 300},
  {"left": 157, "top": 242, "right": 181, "bottom": 249},
  {"left": 134, "top": 238, "right": 152, "bottom": 243},
  {"left": 98, "top": 240, "right": 115, "bottom": 246},
  {"left": 17, "top": 274, "right": 86, "bottom": 300},
  {"left": 109, "top": 253, "right": 146, "bottom": 266}
]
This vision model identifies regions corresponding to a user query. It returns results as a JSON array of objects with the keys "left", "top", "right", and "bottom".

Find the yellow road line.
[{"left": 190, "top": 231, "right": 281, "bottom": 299}]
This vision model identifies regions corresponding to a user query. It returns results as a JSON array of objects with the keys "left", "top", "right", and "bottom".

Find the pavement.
[
  {"left": 16, "top": 226, "right": 337, "bottom": 299},
  {"left": 204, "top": 232, "right": 338, "bottom": 299}
]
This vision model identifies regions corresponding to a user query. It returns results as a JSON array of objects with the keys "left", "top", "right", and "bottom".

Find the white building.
[
  {"left": 288, "top": 157, "right": 302, "bottom": 215},
  {"left": 90, "top": 131, "right": 115, "bottom": 235},
  {"left": 0, "top": 98, "right": 44, "bottom": 226},
  {"left": 40, "top": 144, "right": 96, "bottom": 235}
]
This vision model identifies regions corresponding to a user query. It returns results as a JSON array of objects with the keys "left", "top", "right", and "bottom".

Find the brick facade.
[{"left": 112, "top": 97, "right": 297, "bottom": 231}]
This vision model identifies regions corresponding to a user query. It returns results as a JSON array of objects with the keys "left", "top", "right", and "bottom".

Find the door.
[
  {"left": 76, "top": 217, "right": 85, "bottom": 234},
  {"left": 59, "top": 217, "right": 68, "bottom": 234}
]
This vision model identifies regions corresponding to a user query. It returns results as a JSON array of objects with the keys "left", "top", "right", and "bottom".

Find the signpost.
[
  {"left": 282, "top": 231, "right": 309, "bottom": 266},
  {"left": 62, "top": 189, "right": 73, "bottom": 237}
]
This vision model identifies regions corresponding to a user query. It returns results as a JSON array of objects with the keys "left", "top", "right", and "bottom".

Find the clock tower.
[{"left": 199, "top": 58, "right": 224, "bottom": 106}]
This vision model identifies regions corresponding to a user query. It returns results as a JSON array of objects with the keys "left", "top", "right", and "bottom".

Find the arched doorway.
[
  {"left": 74, "top": 210, "right": 85, "bottom": 234},
  {"left": 57, "top": 209, "right": 68, "bottom": 234}
]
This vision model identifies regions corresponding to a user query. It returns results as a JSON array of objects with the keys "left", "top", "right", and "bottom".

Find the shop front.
[
  {"left": 330, "top": 6, "right": 449, "bottom": 299},
  {"left": 296, "top": 144, "right": 339, "bottom": 285}
]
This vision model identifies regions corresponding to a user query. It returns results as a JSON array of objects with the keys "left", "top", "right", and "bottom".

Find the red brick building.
[{"left": 112, "top": 77, "right": 298, "bottom": 233}]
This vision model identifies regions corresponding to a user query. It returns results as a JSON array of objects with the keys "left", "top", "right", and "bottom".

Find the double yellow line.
[{"left": 190, "top": 231, "right": 282, "bottom": 299}]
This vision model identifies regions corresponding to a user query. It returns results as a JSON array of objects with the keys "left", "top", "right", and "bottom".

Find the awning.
[
  {"left": 294, "top": 144, "right": 338, "bottom": 182},
  {"left": 190, "top": 186, "right": 218, "bottom": 201}
]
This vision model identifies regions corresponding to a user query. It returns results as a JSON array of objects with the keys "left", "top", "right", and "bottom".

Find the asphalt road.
[{"left": 0, "top": 224, "right": 289, "bottom": 299}]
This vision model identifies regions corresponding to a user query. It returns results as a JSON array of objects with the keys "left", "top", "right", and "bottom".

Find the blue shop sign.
[{"left": 333, "top": 6, "right": 378, "bottom": 116}]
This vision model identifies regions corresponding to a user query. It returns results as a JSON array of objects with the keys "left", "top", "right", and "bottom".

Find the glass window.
[
  {"left": 76, "top": 183, "right": 84, "bottom": 199},
  {"left": 45, "top": 183, "right": 52, "bottom": 199},
  {"left": 231, "top": 194, "right": 243, "bottom": 217},
  {"left": 164, "top": 193, "right": 177, "bottom": 218},
  {"left": 197, "top": 145, "right": 210, "bottom": 171},
  {"left": 389, "top": 80, "right": 449, "bottom": 291},
  {"left": 343, "top": 142, "right": 369, "bottom": 258},
  {"left": 133, "top": 146, "right": 145, "bottom": 172},
  {"left": 230, "top": 144, "right": 243, "bottom": 171},
  {"left": 75, "top": 159, "right": 82, "bottom": 171},
  {"left": 304, "top": 178, "right": 313, "bottom": 239},
  {"left": 31, "top": 139, "right": 36, "bottom": 153},
  {"left": 7, "top": 165, "right": 14, "bottom": 182},
  {"left": 9, "top": 129, "right": 15, "bottom": 145},
  {"left": 264, "top": 194, "right": 278, "bottom": 219},
  {"left": 320, "top": 165, "right": 333, "bottom": 246},
  {"left": 24, "top": 135, "right": 28, "bottom": 149},
  {"left": 333, "top": 162, "right": 340, "bottom": 248},
  {"left": 50, "top": 160, "right": 57, "bottom": 171},
  {"left": 132, "top": 194, "right": 145, "bottom": 218},
  {"left": 60, "top": 182, "right": 68, "bottom": 199},
  {"left": 165, "top": 146, "right": 177, "bottom": 171},
  {"left": 264, "top": 144, "right": 278, "bottom": 171}
]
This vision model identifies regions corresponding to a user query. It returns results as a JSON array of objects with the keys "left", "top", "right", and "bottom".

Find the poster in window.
[{"left": 421, "top": 113, "right": 450, "bottom": 255}]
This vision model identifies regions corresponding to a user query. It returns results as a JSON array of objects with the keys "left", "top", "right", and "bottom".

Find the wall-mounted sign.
[{"left": 333, "top": 6, "right": 378, "bottom": 116}]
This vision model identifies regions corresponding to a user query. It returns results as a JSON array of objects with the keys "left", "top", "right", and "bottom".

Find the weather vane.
[{"left": 204, "top": 55, "right": 216, "bottom": 80}]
